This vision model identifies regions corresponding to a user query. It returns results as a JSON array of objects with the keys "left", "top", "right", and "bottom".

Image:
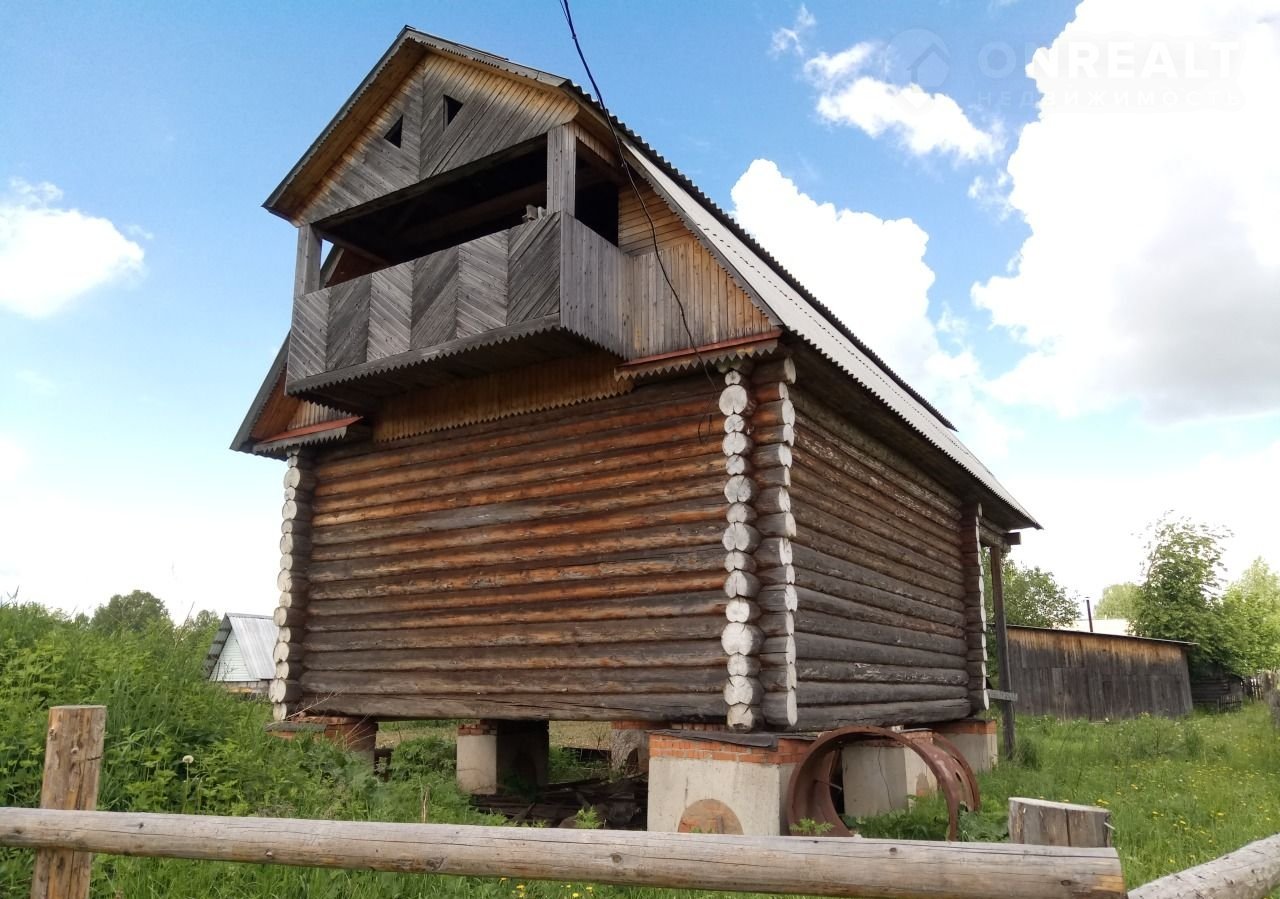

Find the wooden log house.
[{"left": 231, "top": 29, "right": 1039, "bottom": 733}]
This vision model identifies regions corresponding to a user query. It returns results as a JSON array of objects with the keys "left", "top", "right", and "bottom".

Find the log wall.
[
  {"left": 292, "top": 374, "right": 732, "bottom": 722},
  {"left": 788, "top": 381, "right": 974, "bottom": 730}
]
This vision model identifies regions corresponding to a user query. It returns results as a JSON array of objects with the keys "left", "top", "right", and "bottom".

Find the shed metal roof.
[{"left": 203, "top": 613, "right": 278, "bottom": 681}]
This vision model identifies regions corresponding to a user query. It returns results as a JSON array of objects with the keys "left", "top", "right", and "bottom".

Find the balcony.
[{"left": 286, "top": 211, "right": 624, "bottom": 411}]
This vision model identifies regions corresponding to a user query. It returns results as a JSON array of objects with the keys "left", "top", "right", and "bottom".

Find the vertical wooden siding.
[
  {"left": 788, "top": 384, "right": 972, "bottom": 730},
  {"left": 1007, "top": 628, "right": 1193, "bottom": 719},
  {"left": 296, "top": 375, "right": 733, "bottom": 721}
]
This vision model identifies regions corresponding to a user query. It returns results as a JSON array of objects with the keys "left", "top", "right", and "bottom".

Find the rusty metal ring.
[{"left": 784, "top": 725, "right": 980, "bottom": 841}]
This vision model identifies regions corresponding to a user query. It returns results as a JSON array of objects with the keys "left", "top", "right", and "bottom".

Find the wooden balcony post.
[
  {"left": 295, "top": 224, "right": 321, "bottom": 298},
  {"left": 546, "top": 123, "right": 577, "bottom": 215},
  {"left": 990, "top": 543, "right": 1016, "bottom": 760},
  {"left": 30, "top": 705, "right": 107, "bottom": 899}
]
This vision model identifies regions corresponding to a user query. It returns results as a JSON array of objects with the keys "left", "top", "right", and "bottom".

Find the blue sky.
[{"left": 2, "top": 1, "right": 1277, "bottom": 619}]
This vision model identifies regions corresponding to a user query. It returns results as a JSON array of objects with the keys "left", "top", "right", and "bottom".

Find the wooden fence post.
[{"left": 30, "top": 705, "right": 107, "bottom": 899}]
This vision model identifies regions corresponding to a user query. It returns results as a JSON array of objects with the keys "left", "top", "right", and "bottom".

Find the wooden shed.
[
  {"left": 203, "top": 613, "right": 279, "bottom": 695},
  {"left": 231, "top": 29, "right": 1038, "bottom": 733},
  {"left": 1006, "top": 626, "right": 1193, "bottom": 720}
]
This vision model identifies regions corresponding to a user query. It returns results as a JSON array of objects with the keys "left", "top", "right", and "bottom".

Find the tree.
[
  {"left": 1132, "top": 516, "right": 1232, "bottom": 674},
  {"left": 985, "top": 555, "right": 1079, "bottom": 629},
  {"left": 90, "top": 589, "right": 171, "bottom": 635},
  {"left": 1095, "top": 582, "right": 1140, "bottom": 620},
  {"left": 1218, "top": 559, "right": 1280, "bottom": 674}
]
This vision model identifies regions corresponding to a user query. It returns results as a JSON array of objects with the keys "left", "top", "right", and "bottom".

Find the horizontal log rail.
[{"left": 1, "top": 808, "right": 1126, "bottom": 899}]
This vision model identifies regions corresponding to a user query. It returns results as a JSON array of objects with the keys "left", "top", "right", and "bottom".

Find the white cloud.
[
  {"left": 730, "top": 159, "right": 1016, "bottom": 458},
  {"left": 770, "top": 5, "right": 817, "bottom": 57},
  {"left": 0, "top": 178, "right": 145, "bottom": 317},
  {"left": 972, "top": 1, "right": 1280, "bottom": 421},
  {"left": 805, "top": 44, "right": 1001, "bottom": 161},
  {"left": 1013, "top": 439, "right": 1280, "bottom": 602}
]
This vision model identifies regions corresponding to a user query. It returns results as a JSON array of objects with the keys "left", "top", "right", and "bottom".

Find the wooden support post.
[
  {"left": 294, "top": 224, "right": 321, "bottom": 298},
  {"left": 990, "top": 544, "right": 1016, "bottom": 760},
  {"left": 30, "top": 705, "right": 107, "bottom": 899},
  {"left": 1009, "top": 798, "right": 1111, "bottom": 848},
  {"left": 546, "top": 123, "right": 577, "bottom": 215}
]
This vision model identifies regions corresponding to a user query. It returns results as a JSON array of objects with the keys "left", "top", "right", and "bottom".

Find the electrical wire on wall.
[{"left": 556, "top": 0, "right": 721, "bottom": 399}]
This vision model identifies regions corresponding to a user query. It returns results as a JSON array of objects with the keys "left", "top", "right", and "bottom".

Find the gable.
[{"left": 299, "top": 52, "right": 578, "bottom": 225}]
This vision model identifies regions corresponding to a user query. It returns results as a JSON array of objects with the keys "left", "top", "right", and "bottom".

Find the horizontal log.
[
  {"left": 757, "top": 537, "right": 793, "bottom": 567},
  {"left": 794, "top": 698, "right": 976, "bottom": 730},
  {"left": 792, "top": 388, "right": 960, "bottom": 517},
  {"left": 313, "top": 495, "right": 722, "bottom": 563},
  {"left": 273, "top": 607, "right": 305, "bottom": 628},
  {"left": 726, "top": 653, "right": 760, "bottom": 677},
  {"left": 279, "top": 533, "right": 312, "bottom": 555},
  {"left": 762, "top": 690, "right": 799, "bottom": 727},
  {"left": 756, "top": 512, "right": 796, "bottom": 538},
  {"left": 753, "top": 423, "right": 794, "bottom": 446},
  {"left": 721, "top": 622, "right": 763, "bottom": 656},
  {"left": 718, "top": 383, "right": 754, "bottom": 416},
  {"left": 753, "top": 465, "right": 791, "bottom": 489},
  {"left": 312, "top": 479, "right": 722, "bottom": 548},
  {"left": 726, "top": 502, "right": 757, "bottom": 524},
  {"left": 752, "top": 443, "right": 792, "bottom": 469},
  {"left": 0, "top": 807, "right": 1107, "bottom": 899},
  {"left": 306, "top": 574, "right": 725, "bottom": 620},
  {"left": 754, "top": 381, "right": 790, "bottom": 404},
  {"left": 1129, "top": 832, "right": 1280, "bottom": 899},
  {"left": 725, "top": 704, "right": 760, "bottom": 730},
  {"left": 276, "top": 661, "right": 303, "bottom": 681},
  {"left": 304, "top": 616, "right": 723, "bottom": 653},
  {"left": 282, "top": 500, "right": 311, "bottom": 522},
  {"left": 756, "top": 487, "right": 791, "bottom": 515},
  {"left": 723, "top": 412, "right": 746, "bottom": 434},
  {"left": 758, "top": 611, "right": 794, "bottom": 638},
  {"left": 761, "top": 634, "right": 796, "bottom": 664},
  {"left": 277, "top": 590, "right": 307, "bottom": 610},
  {"left": 794, "top": 682, "right": 968, "bottom": 706},
  {"left": 790, "top": 443, "right": 960, "bottom": 549},
  {"left": 307, "top": 521, "right": 723, "bottom": 584},
  {"left": 792, "top": 544, "right": 964, "bottom": 616},
  {"left": 722, "top": 431, "right": 751, "bottom": 456},
  {"left": 795, "top": 632, "right": 966, "bottom": 670},
  {"left": 268, "top": 679, "right": 300, "bottom": 703},
  {"left": 722, "top": 522, "right": 761, "bottom": 553},
  {"left": 280, "top": 518, "right": 309, "bottom": 536},
  {"left": 317, "top": 427, "right": 720, "bottom": 514},
  {"left": 304, "top": 639, "right": 726, "bottom": 675},
  {"left": 760, "top": 564, "right": 796, "bottom": 586},
  {"left": 723, "top": 369, "right": 745, "bottom": 386},
  {"left": 724, "top": 474, "right": 756, "bottom": 504},
  {"left": 304, "top": 691, "right": 728, "bottom": 721},
  {"left": 307, "top": 547, "right": 727, "bottom": 602},
  {"left": 724, "top": 569, "right": 761, "bottom": 600},
  {"left": 792, "top": 569, "right": 963, "bottom": 630},
  {"left": 318, "top": 384, "right": 718, "bottom": 483},
  {"left": 276, "top": 626, "right": 299, "bottom": 645},
  {"left": 751, "top": 356, "right": 797, "bottom": 385},
  {"left": 277, "top": 571, "right": 306, "bottom": 594},
  {"left": 794, "top": 660, "right": 969, "bottom": 687},
  {"left": 795, "top": 608, "right": 967, "bottom": 656},
  {"left": 283, "top": 466, "right": 316, "bottom": 491},
  {"left": 794, "top": 517, "right": 964, "bottom": 599},
  {"left": 754, "top": 399, "right": 795, "bottom": 428},
  {"left": 725, "top": 598, "right": 761, "bottom": 623},
  {"left": 273, "top": 642, "right": 304, "bottom": 663},
  {"left": 759, "top": 584, "right": 798, "bottom": 612},
  {"left": 313, "top": 453, "right": 724, "bottom": 530},
  {"left": 793, "top": 586, "right": 964, "bottom": 640},
  {"left": 725, "top": 454, "right": 749, "bottom": 476},
  {"left": 724, "top": 676, "right": 763, "bottom": 706},
  {"left": 300, "top": 667, "right": 725, "bottom": 697}
]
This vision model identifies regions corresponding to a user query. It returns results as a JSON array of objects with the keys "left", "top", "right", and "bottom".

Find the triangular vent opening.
[
  {"left": 443, "top": 95, "right": 463, "bottom": 126},
  {"left": 384, "top": 115, "right": 404, "bottom": 148}
]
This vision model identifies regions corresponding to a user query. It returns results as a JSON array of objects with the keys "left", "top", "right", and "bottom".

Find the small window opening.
[
  {"left": 443, "top": 95, "right": 463, "bottom": 127},
  {"left": 383, "top": 116, "right": 404, "bottom": 148}
]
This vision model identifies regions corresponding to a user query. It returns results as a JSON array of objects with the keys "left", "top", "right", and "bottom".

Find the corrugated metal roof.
[
  {"left": 260, "top": 27, "right": 1038, "bottom": 530},
  {"left": 203, "top": 614, "right": 277, "bottom": 681}
]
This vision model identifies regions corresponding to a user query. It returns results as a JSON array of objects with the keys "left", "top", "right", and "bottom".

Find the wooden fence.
[
  {"left": 1006, "top": 627, "right": 1193, "bottom": 719},
  {"left": 3, "top": 706, "right": 1278, "bottom": 899}
]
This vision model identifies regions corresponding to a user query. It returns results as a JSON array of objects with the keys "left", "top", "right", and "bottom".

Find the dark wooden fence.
[{"left": 1006, "top": 626, "right": 1193, "bottom": 719}]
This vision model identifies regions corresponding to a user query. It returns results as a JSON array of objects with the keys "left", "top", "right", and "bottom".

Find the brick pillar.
[{"left": 456, "top": 720, "right": 549, "bottom": 795}]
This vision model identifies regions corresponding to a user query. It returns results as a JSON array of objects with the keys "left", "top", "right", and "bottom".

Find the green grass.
[
  {"left": 2, "top": 600, "right": 1278, "bottom": 897},
  {"left": 853, "top": 706, "right": 1280, "bottom": 889}
]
